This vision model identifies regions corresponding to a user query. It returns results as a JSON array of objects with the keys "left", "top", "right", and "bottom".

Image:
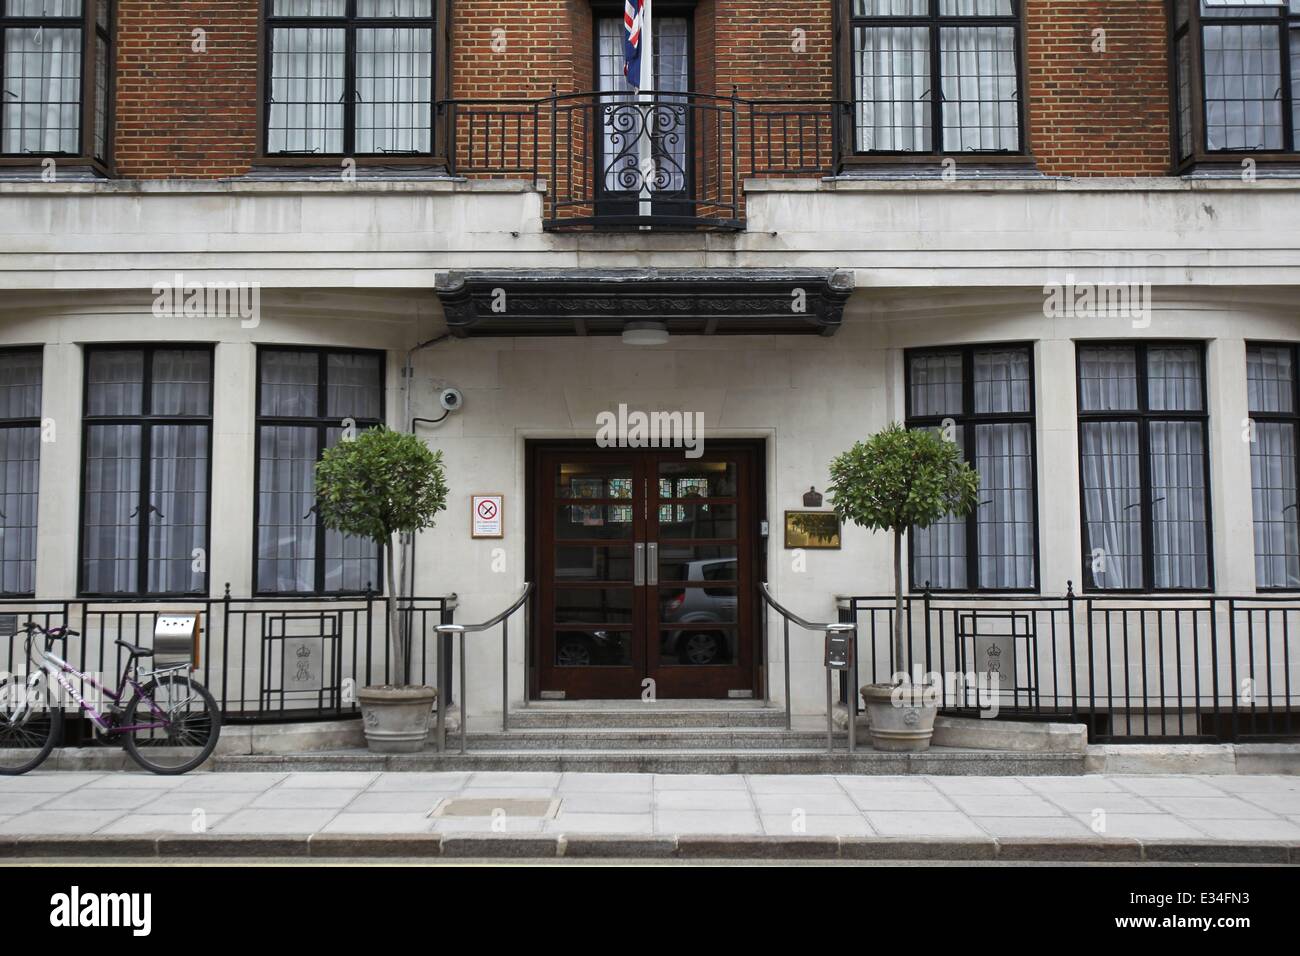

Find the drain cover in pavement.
[{"left": 433, "top": 797, "right": 559, "bottom": 818}]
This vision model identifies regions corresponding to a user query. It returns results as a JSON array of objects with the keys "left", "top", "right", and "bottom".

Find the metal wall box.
[
  {"left": 825, "top": 630, "right": 854, "bottom": 670},
  {"left": 154, "top": 613, "right": 201, "bottom": 666}
]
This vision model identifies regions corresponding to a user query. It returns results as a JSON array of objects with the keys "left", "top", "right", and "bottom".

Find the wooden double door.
[{"left": 531, "top": 442, "right": 761, "bottom": 699}]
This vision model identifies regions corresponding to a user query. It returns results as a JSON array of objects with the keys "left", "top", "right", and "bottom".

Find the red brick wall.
[
  {"left": 114, "top": 1, "right": 259, "bottom": 178},
  {"left": 103, "top": 0, "right": 1174, "bottom": 179},
  {"left": 1025, "top": 0, "right": 1171, "bottom": 176},
  {"left": 713, "top": 1, "right": 833, "bottom": 100}
]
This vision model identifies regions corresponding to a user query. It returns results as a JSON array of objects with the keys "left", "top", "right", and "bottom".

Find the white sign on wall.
[{"left": 471, "top": 494, "right": 504, "bottom": 538}]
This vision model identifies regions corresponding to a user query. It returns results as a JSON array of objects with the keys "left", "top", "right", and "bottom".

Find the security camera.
[{"left": 438, "top": 387, "right": 465, "bottom": 412}]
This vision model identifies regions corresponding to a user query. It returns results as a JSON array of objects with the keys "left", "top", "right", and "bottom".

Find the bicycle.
[{"left": 0, "top": 621, "right": 221, "bottom": 775}]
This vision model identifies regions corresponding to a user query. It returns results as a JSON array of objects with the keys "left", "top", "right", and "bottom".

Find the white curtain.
[
  {"left": 82, "top": 424, "right": 141, "bottom": 595},
  {"left": 976, "top": 423, "right": 1034, "bottom": 588},
  {"left": 1149, "top": 421, "right": 1209, "bottom": 588},
  {"left": 1081, "top": 421, "right": 1143, "bottom": 589},
  {"left": 148, "top": 424, "right": 209, "bottom": 594},
  {"left": 939, "top": 25, "right": 1019, "bottom": 151},
  {"left": 2, "top": 25, "right": 82, "bottom": 154},
  {"left": 257, "top": 425, "right": 318, "bottom": 593},
  {"left": 355, "top": 27, "right": 432, "bottom": 154},
  {"left": 1202, "top": 23, "right": 1284, "bottom": 150},
  {"left": 853, "top": 26, "right": 931, "bottom": 152},
  {"left": 1251, "top": 422, "right": 1300, "bottom": 588},
  {"left": 268, "top": 28, "right": 346, "bottom": 154},
  {"left": 0, "top": 428, "right": 39, "bottom": 595},
  {"left": 912, "top": 426, "right": 967, "bottom": 589}
]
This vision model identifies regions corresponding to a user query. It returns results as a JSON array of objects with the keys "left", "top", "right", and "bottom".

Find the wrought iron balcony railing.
[{"left": 437, "top": 89, "right": 845, "bottom": 231}]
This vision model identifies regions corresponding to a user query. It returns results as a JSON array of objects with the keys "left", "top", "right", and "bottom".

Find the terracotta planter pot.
[
  {"left": 357, "top": 686, "right": 437, "bottom": 754},
  {"left": 860, "top": 683, "right": 938, "bottom": 753}
]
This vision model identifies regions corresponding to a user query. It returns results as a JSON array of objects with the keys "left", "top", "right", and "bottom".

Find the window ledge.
[
  {"left": 0, "top": 176, "right": 540, "bottom": 196},
  {"left": 744, "top": 175, "right": 1300, "bottom": 194}
]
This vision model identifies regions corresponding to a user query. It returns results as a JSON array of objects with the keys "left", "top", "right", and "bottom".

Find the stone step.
[
  {"left": 449, "top": 728, "right": 845, "bottom": 751},
  {"left": 501, "top": 703, "right": 788, "bottom": 730},
  {"left": 213, "top": 749, "right": 1086, "bottom": 776}
]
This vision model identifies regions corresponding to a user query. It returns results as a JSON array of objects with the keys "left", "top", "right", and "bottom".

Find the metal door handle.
[
  {"left": 647, "top": 542, "right": 658, "bottom": 586},
  {"left": 634, "top": 542, "right": 645, "bottom": 586}
]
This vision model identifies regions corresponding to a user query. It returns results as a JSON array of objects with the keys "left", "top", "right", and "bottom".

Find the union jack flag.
[{"left": 623, "top": 0, "right": 645, "bottom": 88}]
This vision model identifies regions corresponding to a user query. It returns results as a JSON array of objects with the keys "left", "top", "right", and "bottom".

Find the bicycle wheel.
[
  {"left": 0, "top": 671, "right": 62, "bottom": 775},
  {"left": 122, "top": 674, "right": 222, "bottom": 775}
]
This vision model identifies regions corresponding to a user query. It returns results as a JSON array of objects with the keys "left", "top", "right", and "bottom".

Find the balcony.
[{"left": 438, "top": 89, "right": 842, "bottom": 231}]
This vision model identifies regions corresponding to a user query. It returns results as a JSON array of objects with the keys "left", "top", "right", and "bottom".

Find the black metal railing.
[
  {"left": 836, "top": 584, "right": 1300, "bottom": 743},
  {"left": 0, "top": 587, "right": 456, "bottom": 725},
  {"left": 439, "top": 89, "right": 844, "bottom": 230}
]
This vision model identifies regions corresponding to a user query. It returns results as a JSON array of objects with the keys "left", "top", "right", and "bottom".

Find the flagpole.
[{"left": 638, "top": 0, "right": 653, "bottom": 224}]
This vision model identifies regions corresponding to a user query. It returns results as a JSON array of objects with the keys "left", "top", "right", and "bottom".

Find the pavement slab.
[{"left": 0, "top": 770, "right": 1296, "bottom": 862}]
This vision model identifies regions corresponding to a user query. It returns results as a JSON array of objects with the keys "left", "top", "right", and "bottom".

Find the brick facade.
[
  {"left": 1025, "top": 0, "right": 1171, "bottom": 177},
  {"left": 114, "top": 1, "right": 259, "bottom": 179},
  {"left": 104, "top": 0, "right": 1174, "bottom": 180}
]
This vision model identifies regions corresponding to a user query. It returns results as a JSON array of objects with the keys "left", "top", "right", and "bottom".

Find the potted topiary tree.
[
  {"left": 826, "top": 424, "right": 978, "bottom": 752},
  {"left": 315, "top": 427, "right": 449, "bottom": 753}
]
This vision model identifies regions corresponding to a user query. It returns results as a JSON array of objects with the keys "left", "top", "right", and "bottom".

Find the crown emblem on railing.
[
  {"left": 296, "top": 645, "right": 312, "bottom": 659},
  {"left": 986, "top": 643, "right": 1002, "bottom": 657}
]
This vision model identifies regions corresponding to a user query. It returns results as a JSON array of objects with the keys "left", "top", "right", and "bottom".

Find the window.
[
  {"left": 905, "top": 344, "right": 1037, "bottom": 591},
  {"left": 80, "top": 347, "right": 212, "bottom": 596},
  {"left": 1077, "top": 343, "right": 1211, "bottom": 591},
  {"left": 1173, "top": 1, "right": 1300, "bottom": 160},
  {"left": 1, "top": 0, "right": 113, "bottom": 164},
  {"left": 1247, "top": 343, "right": 1300, "bottom": 589},
  {"left": 255, "top": 348, "right": 383, "bottom": 594},
  {"left": 0, "top": 348, "right": 41, "bottom": 595},
  {"left": 847, "top": 0, "right": 1023, "bottom": 155},
  {"left": 263, "top": 0, "right": 439, "bottom": 158},
  {"left": 596, "top": 14, "right": 690, "bottom": 195}
]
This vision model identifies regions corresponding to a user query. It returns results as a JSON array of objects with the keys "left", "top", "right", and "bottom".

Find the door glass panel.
[
  {"left": 554, "top": 587, "right": 634, "bottom": 624},
  {"left": 556, "top": 462, "right": 633, "bottom": 499},
  {"left": 657, "top": 503, "right": 736, "bottom": 539},
  {"left": 657, "top": 544, "right": 737, "bottom": 583},
  {"left": 659, "top": 460, "right": 738, "bottom": 498},
  {"left": 555, "top": 628, "right": 632, "bottom": 667},
  {"left": 659, "top": 628, "right": 737, "bottom": 666},
  {"left": 555, "top": 504, "right": 634, "bottom": 539},
  {"left": 556, "top": 545, "right": 633, "bottom": 582},
  {"left": 658, "top": 587, "right": 737, "bottom": 625}
]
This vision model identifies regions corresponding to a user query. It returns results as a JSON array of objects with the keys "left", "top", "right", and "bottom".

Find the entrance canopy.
[{"left": 434, "top": 268, "right": 855, "bottom": 338}]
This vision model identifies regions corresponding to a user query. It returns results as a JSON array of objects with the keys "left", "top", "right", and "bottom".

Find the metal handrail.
[
  {"left": 433, "top": 582, "right": 533, "bottom": 754},
  {"left": 760, "top": 582, "right": 857, "bottom": 753}
]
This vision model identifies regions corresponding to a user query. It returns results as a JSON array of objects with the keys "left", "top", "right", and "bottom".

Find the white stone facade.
[{"left": 2, "top": 176, "right": 1299, "bottom": 717}]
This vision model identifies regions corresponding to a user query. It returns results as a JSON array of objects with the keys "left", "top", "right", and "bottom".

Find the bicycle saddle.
[{"left": 114, "top": 640, "right": 154, "bottom": 658}]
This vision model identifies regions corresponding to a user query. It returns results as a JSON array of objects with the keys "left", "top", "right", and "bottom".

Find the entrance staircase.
[{"left": 215, "top": 701, "right": 1086, "bottom": 775}]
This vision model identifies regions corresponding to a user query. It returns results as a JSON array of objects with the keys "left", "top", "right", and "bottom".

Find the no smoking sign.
[{"left": 471, "top": 494, "right": 504, "bottom": 538}]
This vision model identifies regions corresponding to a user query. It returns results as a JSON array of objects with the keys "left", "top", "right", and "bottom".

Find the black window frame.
[
  {"left": 0, "top": 346, "right": 43, "bottom": 597},
  {"left": 0, "top": 0, "right": 115, "bottom": 171},
  {"left": 1171, "top": 0, "right": 1300, "bottom": 170},
  {"left": 1076, "top": 340, "right": 1215, "bottom": 594},
  {"left": 1245, "top": 339, "right": 1300, "bottom": 591},
  {"left": 837, "top": 0, "right": 1028, "bottom": 163},
  {"left": 253, "top": 345, "right": 386, "bottom": 597},
  {"left": 77, "top": 344, "right": 215, "bottom": 598},
  {"left": 904, "top": 342, "right": 1040, "bottom": 594},
  {"left": 258, "top": 0, "right": 448, "bottom": 166}
]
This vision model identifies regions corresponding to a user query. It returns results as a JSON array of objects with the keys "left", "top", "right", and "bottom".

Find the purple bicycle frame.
[{"left": 40, "top": 649, "right": 172, "bottom": 735}]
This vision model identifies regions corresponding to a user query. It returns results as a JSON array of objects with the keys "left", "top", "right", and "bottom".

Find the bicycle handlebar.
[{"left": 22, "top": 621, "right": 79, "bottom": 640}]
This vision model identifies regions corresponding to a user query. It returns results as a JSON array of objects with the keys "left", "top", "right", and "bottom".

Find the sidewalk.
[{"left": 1, "top": 771, "right": 1299, "bottom": 862}]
